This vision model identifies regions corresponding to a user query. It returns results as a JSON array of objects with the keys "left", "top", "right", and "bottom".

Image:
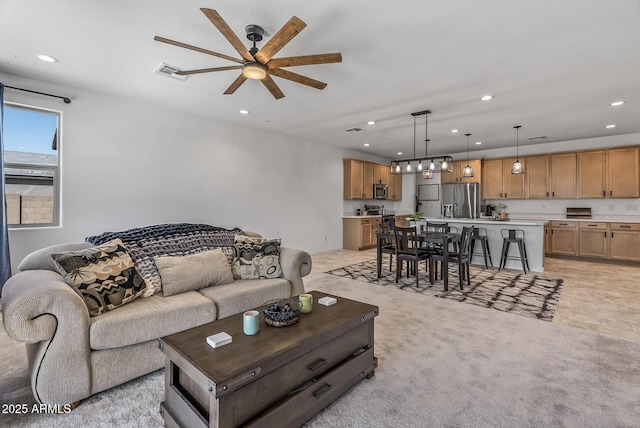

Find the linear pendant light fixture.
[
  {"left": 390, "top": 110, "right": 453, "bottom": 176},
  {"left": 511, "top": 125, "right": 524, "bottom": 174},
  {"left": 462, "top": 133, "right": 474, "bottom": 177}
]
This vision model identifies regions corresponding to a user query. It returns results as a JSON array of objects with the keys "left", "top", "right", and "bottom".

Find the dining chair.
[
  {"left": 393, "top": 226, "right": 431, "bottom": 287},
  {"left": 429, "top": 226, "right": 474, "bottom": 290},
  {"left": 423, "top": 221, "right": 449, "bottom": 253},
  {"left": 377, "top": 222, "right": 396, "bottom": 274}
]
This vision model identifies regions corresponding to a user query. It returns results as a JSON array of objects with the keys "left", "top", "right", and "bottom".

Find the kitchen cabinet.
[
  {"left": 526, "top": 155, "right": 550, "bottom": 198},
  {"left": 578, "top": 150, "right": 607, "bottom": 198},
  {"left": 442, "top": 160, "right": 482, "bottom": 184},
  {"left": 608, "top": 147, "right": 640, "bottom": 198},
  {"left": 343, "top": 217, "right": 382, "bottom": 250},
  {"left": 549, "top": 221, "right": 578, "bottom": 256},
  {"left": 344, "top": 159, "right": 399, "bottom": 200},
  {"left": 387, "top": 171, "right": 403, "bottom": 200},
  {"left": 394, "top": 215, "right": 410, "bottom": 228},
  {"left": 373, "top": 164, "right": 388, "bottom": 187},
  {"left": 578, "top": 222, "right": 608, "bottom": 259},
  {"left": 343, "top": 159, "right": 365, "bottom": 199},
  {"left": 544, "top": 224, "right": 551, "bottom": 255},
  {"left": 609, "top": 223, "right": 640, "bottom": 262},
  {"left": 550, "top": 153, "right": 577, "bottom": 198},
  {"left": 363, "top": 162, "right": 374, "bottom": 199},
  {"left": 482, "top": 158, "right": 525, "bottom": 199}
]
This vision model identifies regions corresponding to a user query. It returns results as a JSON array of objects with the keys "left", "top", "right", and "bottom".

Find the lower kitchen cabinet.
[
  {"left": 343, "top": 217, "right": 382, "bottom": 250},
  {"left": 609, "top": 223, "right": 640, "bottom": 262},
  {"left": 578, "top": 222, "right": 608, "bottom": 258},
  {"left": 394, "top": 215, "right": 410, "bottom": 228},
  {"left": 549, "top": 221, "right": 578, "bottom": 256}
]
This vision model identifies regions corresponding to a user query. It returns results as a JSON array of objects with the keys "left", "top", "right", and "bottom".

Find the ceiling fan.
[{"left": 154, "top": 8, "right": 342, "bottom": 99}]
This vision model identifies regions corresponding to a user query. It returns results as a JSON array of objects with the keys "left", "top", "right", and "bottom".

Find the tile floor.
[{"left": 310, "top": 248, "right": 640, "bottom": 344}]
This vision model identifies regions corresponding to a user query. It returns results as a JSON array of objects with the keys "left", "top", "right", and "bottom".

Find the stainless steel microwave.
[{"left": 373, "top": 183, "right": 388, "bottom": 199}]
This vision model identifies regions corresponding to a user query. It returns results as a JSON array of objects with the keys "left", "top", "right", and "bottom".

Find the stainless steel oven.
[{"left": 373, "top": 183, "right": 388, "bottom": 199}]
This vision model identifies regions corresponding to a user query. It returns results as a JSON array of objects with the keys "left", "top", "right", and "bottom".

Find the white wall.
[{"left": 3, "top": 73, "right": 346, "bottom": 271}]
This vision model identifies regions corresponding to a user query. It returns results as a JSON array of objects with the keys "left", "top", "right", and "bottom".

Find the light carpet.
[
  {"left": 1, "top": 271, "right": 639, "bottom": 427},
  {"left": 326, "top": 260, "right": 563, "bottom": 321}
]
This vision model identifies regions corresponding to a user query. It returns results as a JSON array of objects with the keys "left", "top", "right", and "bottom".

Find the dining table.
[{"left": 376, "top": 229, "right": 461, "bottom": 291}]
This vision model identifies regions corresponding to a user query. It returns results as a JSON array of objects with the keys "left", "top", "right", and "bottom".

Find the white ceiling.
[{"left": 1, "top": 0, "right": 639, "bottom": 160}]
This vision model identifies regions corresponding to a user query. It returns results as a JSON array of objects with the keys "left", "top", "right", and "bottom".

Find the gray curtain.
[{"left": 0, "top": 83, "right": 12, "bottom": 296}]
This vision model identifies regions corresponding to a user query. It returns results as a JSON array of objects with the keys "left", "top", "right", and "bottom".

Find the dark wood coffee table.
[{"left": 159, "top": 291, "right": 378, "bottom": 428}]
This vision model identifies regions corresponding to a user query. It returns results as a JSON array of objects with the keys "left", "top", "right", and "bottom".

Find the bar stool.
[
  {"left": 470, "top": 227, "right": 493, "bottom": 268},
  {"left": 499, "top": 229, "right": 530, "bottom": 273}
]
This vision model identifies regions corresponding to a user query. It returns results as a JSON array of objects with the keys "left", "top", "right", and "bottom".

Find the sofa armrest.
[
  {"left": 279, "top": 247, "right": 312, "bottom": 296},
  {"left": 2, "top": 270, "right": 92, "bottom": 404}
]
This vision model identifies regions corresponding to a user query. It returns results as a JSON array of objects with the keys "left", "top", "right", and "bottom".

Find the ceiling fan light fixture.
[{"left": 242, "top": 62, "right": 267, "bottom": 80}]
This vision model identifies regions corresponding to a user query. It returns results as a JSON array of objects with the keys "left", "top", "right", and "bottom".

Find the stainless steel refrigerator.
[{"left": 442, "top": 183, "right": 480, "bottom": 218}]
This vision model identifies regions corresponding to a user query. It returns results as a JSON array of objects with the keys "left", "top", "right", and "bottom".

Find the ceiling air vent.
[
  {"left": 153, "top": 63, "right": 190, "bottom": 81},
  {"left": 528, "top": 135, "right": 547, "bottom": 141},
  {"left": 345, "top": 127, "right": 365, "bottom": 133}
]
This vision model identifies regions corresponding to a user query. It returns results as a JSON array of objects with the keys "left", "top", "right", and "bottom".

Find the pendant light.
[
  {"left": 511, "top": 125, "right": 524, "bottom": 174},
  {"left": 422, "top": 111, "right": 433, "bottom": 179},
  {"left": 462, "top": 133, "right": 474, "bottom": 177}
]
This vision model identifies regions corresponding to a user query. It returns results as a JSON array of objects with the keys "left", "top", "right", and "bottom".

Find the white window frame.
[{"left": 3, "top": 101, "right": 62, "bottom": 229}]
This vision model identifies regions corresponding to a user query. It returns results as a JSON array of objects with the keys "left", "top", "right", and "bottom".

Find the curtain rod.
[{"left": 3, "top": 85, "right": 71, "bottom": 104}]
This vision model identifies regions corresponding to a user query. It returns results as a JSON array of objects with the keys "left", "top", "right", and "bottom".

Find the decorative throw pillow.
[
  {"left": 51, "top": 239, "right": 146, "bottom": 317},
  {"left": 232, "top": 235, "right": 283, "bottom": 280},
  {"left": 156, "top": 248, "right": 234, "bottom": 297}
]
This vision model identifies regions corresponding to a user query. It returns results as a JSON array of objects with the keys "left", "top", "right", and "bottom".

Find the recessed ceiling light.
[
  {"left": 451, "top": 129, "right": 459, "bottom": 133},
  {"left": 610, "top": 101, "right": 625, "bottom": 106},
  {"left": 480, "top": 95, "right": 493, "bottom": 101},
  {"left": 605, "top": 124, "right": 616, "bottom": 128},
  {"left": 37, "top": 54, "right": 58, "bottom": 63},
  {"left": 367, "top": 121, "right": 376, "bottom": 125},
  {"left": 239, "top": 109, "right": 250, "bottom": 114},
  {"left": 475, "top": 141, "right": 482, "bottom": 145},
  {"left": 364, "top": 143, "right": 370, "bottom": 147},
  {"left": 397, "top": 152, "right": 403, "bottom": 155}
]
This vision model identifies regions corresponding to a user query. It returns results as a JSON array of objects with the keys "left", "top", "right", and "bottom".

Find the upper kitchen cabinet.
[
  {"left": 344, "top": 159, "right": 365, "bottom": 199},
  {"left": 442, "top": 160, "right": 482, "bottom": 184},
  {"left": 387, "top": 170, "right": 403, "bottom": 200},
  {"left": 577, "top": 147, "right": 639, "bottom": 198},
  {"left": 344, "top": 159, "right": 399, "bottom": 200},
  {"left": 373, "top": 164, "right": 388, "bottom": 186},
  {"left": 526, "top": 155, "right": 550, "bottom": 198},
  {"left": 482, "top": 158, "right": 524, "bottom": 199},
  {"left": 550, "top": 153, "right": 577, "bottom": 198},
  {"left": 608, "top": 147, "right": 640, "bottom": 198},
  {"left": 578, "top": 150, "right": 607, "bottom": 198}
]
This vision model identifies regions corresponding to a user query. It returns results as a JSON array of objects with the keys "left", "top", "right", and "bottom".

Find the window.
[{"left": 3, "top": 103, "right": 60, "bottom": 227}]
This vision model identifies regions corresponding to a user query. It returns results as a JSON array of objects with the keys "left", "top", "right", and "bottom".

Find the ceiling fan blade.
[
  {"left": 266, "top": 53, "right": 342, "bottom": 69},
  {"left": 269, "top": 68, "right": 327, "bottom": 90},
  {"left": 200, "top": 9, "right": 254, "bottom": 62},
  {"left": 176, "top": 65, "right": 243, "bottom": 76},
  {"left": 154, "top": 36, "right": 243, "bottom": 64},
  {"left": 261, "top": 75, "right": 285, "bottom": 99},
  {"left": 254, "top": 16, "right": 307, "bottom": 64},
  {"left": 224, "top": 74, "right": 248, "bottom": 95}
]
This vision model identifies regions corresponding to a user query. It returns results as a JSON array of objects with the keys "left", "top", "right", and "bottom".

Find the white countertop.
[{"left": 342, "top": 213, "right": 640, "bottom": 224}]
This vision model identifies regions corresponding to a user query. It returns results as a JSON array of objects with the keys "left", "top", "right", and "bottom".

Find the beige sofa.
[{"left": 2, "top": 232, "right": 312, "bottom": 406}]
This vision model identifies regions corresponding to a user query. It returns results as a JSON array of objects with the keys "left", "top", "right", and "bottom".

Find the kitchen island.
[{"left": 413, "top": 217, "right": 548, "bottom": 272}]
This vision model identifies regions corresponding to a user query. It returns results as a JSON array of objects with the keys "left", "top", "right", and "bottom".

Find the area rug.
[{"left": 326, "top": 260, "right": 563, "bottom": 321}]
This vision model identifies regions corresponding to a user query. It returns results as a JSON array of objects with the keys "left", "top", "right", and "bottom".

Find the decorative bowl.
[{"left": 261, "top": 298, "right": 302, "bottom": 327}]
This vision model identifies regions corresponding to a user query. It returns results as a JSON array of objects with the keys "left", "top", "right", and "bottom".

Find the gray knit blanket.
[{"left": 87, "top": 223, "right": 244, "bottom": 297}]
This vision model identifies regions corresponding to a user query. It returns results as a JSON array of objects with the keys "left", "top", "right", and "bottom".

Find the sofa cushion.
[
  {"left": 156, "top": 248, "right": 234, "bottom": 297},
  {"left": 51, "top": 239, "right": 146, "bottom": 317},
  {"left": 90, "top": 291, "right": 217, "bottom": 350},
  {"left": 198, "top": 278, "right": 291, "bottom": 319},
  {"left": 19, "top": 242, "right": 94, "bottom": 272},
  {"left": 232, "top": 235, "right": 283, "bottom": 280}
]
